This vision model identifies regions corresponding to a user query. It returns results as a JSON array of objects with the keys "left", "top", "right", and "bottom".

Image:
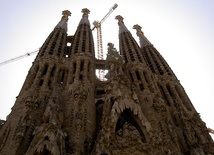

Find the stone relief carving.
[
  {"left": 92, "top": 45, "right": 163, "bottom": 154},
  {"left": 25, "top": 85, "right": 66, "bottom": 155}
]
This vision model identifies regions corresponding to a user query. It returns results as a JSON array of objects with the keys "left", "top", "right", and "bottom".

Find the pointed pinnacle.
[
  {"left": 82, "top": 8, "right": 90, "bottom": 17},
  {"left": 133, "top": 24, "right": 144, "bottom": 36},
  {"left": 61, "top": 10, "right": 71, "bottom": 22},
  {"left": 62, "top": 10, "right": 71, "bottom": 16},
  {"left": 115, "top": 15, "right": 124, "bottom": 25}
]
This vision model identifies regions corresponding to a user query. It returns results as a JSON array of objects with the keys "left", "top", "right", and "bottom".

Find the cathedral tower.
[{"left": 0, "top": 8, "right": 213, "bottom": 155}]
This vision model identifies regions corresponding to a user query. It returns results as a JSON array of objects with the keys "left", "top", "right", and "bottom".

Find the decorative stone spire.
[
  {"left": 133, "top": 24, "right": 151, "bottom": 47},
  {"left": 115, "top": 15, "right": 129, "bottom": 33},
  {"left": 79, "top": 8, "right": 90, "bottom": 26},
  {"left": 55, "top": 10, "right": 71, "bottom": 32},
  {"left": 106, "top": 42, "right": 124, "bottom": 69}
]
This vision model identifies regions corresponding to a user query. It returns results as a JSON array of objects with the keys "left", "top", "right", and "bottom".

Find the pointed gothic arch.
[
  {"left": 33, "top": 144, "right": 53, "bottom": 155},
  {"left": 115, "top": 108, "right": 147, "bottom": 143}
]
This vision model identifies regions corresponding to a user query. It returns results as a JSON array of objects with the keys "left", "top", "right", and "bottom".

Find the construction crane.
[
  {"left": 0, "top": 4, "right": 118, "bottom": 69},
  {"left": 92, "top": 3, "right": 118, "bottom": 80},
  {"left": 0, "top": 48, "right": 39, "bottom": 66},
  {"left": 208, "top": 128, "right": 214, "bottom": 134}
]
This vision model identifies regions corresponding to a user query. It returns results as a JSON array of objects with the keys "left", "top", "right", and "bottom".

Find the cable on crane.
[{"left": 0, "top": 48, "right": 39, "bottom": 66}]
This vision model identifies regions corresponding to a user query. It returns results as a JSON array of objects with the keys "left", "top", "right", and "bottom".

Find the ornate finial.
[
  {"left": 106, "top": 42, "right": 124, "bottom": 67},
  {"left": 61, "top": 10, "right": 71, "bottom": 21},
  {"left": 133, "top": 24, "right": 144, "bottom": 36},
  {"left": 133, "top": 24, "right": 151, "bottom": 47},
  {"left": 55, "top": 10, "right": 71, "bottom": 31},
  {"left": 82, "top": 8, "right": 90, "bottom": 17},
  {"left": 115, "top": 15, "right": 124, "bottom": 25}
]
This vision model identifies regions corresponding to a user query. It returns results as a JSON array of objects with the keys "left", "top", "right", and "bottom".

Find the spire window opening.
[
  {"left": 158, "top": 84, "right": 170, "bottom": 106},
  {"left": 79, "top": 74, "right": 83, "bottom": 80},
  {"left": 123, "top": 54, "right": 128, "bottom": 63},
  {"left": 42, "top": 64, "right": 48, "bottom": 76},
  {"left": 80, "top": 60, "right": 84, "bottom": 71},
  {"left": 58, "top": 69, "right": 68, "bottom": 86},
  {"left": 50, "top": 65, "right": 56, "bottom": 77},
  {"left": 88, "top": 62, "right": 91, "bottom": 72},
  {"left": 166, "top": 84, "right": 173, "bottom": 97},
  {"left": 66, "top": 48, "right": 71, "bottom": 57},
  {"left": 48, "top": 80, "right": 51, "bottom": 87},
  {"left": 130, "top": 55, "right": 135, "bottom": 61},
  {"left": 144, "top": 51, "right": 155, "bottom": 73},
  {"left": 60, "top": 70, "right": 65, "bottom": 84},
  {"left": 74, "top": 45, "right": 79, "bottom": 53},
  {"left": 57, "top": 46, "right": 62, "bottom": 56},
  {"left": 155, "top": 61, "right": 164, "bottom": 75},
  {"left": 82, "top": 45, "right": 86, "bottom": 52},
  {"left": 73, "top": 62, "right": 76, "bottom": 74},
  {"left": 139, "top": 83, "right": 144, "bottom": 91},
  {"left": 136, "top": 53, "right": 143, "bottom": 62},
  {"left": 39, "top": 80, "right": 44, "bottom": 86},
  {"left": 129, "top": 72, "right": 134, "bottom": 82},
  {"left": 88, "top": 62, "right": 91, "bottom": 81},
  {"left": 96, "top": 90, "right": 105, "bottom": 96},
  {"left": 135, "top": 70, "right": 141, "bottom": 81},
  {"left": 49, "top": 50, "right": 53, "bottom": 55},
  {"left": 143, "top": 71, "right": 149, "bottom": 83}
]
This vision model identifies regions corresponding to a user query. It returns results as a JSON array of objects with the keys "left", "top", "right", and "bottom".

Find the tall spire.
[
  {"left": 55, "top": 10, "right": 71, "bottom": 32},
  {"left": 79, "top": 8, "right": 90, "bottom": 26},
  {"left": 115, "top": 15, "right": 144, "bottom": 63},
  {"left": 133, "top": 24, "right": 151, "bottom": 47},
  {"left": 133, "top": 24, "right": 176, "bottom": 77}
]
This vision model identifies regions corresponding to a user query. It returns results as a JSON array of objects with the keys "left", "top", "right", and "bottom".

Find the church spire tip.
[
  {"left": 115, "top": 15, "right": 124, "bottom": 26},
  {"left": 133, "top": 24, "right": 144, "bottom": 36},
  {"left": 54, "top": 10, "right": 71, "bottom": 32},
  {"left": 133, "top": 24, "right": 151, "bottom": 47},
  {"left": 115, "top": 15, "right": 129, "bottom": 33},
  {"left": 79, "top": 8, "right": 91, "bottom": 26},
  {"left": 82, "top": 8, "right": 90, "bottom": 17}
]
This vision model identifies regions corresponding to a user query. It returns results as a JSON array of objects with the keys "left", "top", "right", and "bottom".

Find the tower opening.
[{"left": 42, "top": 64, "right": 48, "bottom": 76}]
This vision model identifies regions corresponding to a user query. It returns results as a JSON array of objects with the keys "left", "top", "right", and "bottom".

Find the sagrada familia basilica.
[{"left": 0, "top": 8, "right": 213, "bottom": 155}]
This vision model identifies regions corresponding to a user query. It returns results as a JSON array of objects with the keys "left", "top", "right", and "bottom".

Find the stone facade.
[{"left": 0, "top": 9, "right": 214, "bottom": 155}]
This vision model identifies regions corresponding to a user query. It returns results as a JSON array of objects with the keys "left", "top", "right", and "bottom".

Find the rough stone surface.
[{"left": 0, "top": 9, "right": 214, "bottom": 155}]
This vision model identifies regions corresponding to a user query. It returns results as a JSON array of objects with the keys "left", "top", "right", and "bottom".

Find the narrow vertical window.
[
  {"left": 166, "top": 84, "right": 173, "bottom": 97},
  {"left": 80, "top": 60, "right": 84, "bottom": 71},
  {"left": 73, "top": 62, "right": 76, "bottom": 74},
  {"left": 50, "top": 65, "right": 56, "bottom": 77},
  {"left": 135, "top": 70, "right": 141, "bottom": 80},
  {"left": 143, "top": 71, "right": 149, "bottom": 83},
  {"left": 158, "top": 84, "right": 170, "bottom": 106},
  {"left": 129, "top": 72, "right": 134, "bottom": 82},
  {"left": 139, "top": 84, "right": 144, "bottom": 91},
  {"left": 42, "top": 64, "right": 48, "bottom": 76}
]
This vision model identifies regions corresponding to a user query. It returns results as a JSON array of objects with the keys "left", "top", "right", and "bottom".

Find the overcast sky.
[{"left": 0, "top": 0, "right": 213, "bottom": 138}]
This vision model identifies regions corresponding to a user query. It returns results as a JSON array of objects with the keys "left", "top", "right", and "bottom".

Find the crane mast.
[{"left": 92, "top": 3, "right": 118, "bottom": 80}]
